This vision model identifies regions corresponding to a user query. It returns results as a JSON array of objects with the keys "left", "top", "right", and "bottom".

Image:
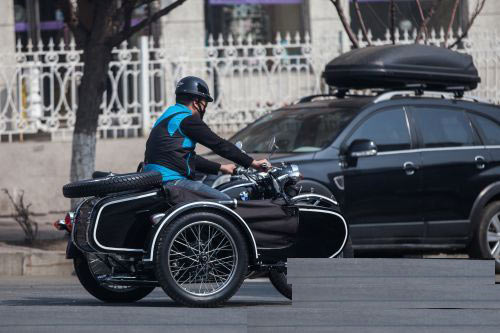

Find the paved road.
[
  {"left": 0, "top": 276, "right": 287, "bottom": 333},
  {"left": 1, "top": 275, "right": 500, "bottom": 332}
]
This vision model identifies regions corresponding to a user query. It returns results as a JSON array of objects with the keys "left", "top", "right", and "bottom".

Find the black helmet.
[{"left": 175, "top": 76, "right": 214, "bottom": 102}]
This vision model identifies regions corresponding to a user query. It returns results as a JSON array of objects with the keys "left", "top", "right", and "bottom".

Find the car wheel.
[
  {"left": 469, "top": 201, "right": 500, "bottom": 273},
  {"left": 154, "top": 211, "right": 248, "bottom": 307},
  {"left": 74, "top": 252, "right": 155, "bottom": 302}
]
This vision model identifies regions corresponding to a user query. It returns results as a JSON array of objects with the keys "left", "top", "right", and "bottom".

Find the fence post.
[{"left": 140, "top": 36, "right": 151, "bottom": 137}]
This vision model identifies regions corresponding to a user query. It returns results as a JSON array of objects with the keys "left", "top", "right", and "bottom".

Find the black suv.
[
  {"left": 205, "top": 91, "right": 500, "bottom": 271},
  {"left": 203, "top": 44, "right": 500, "bottom": 271}
]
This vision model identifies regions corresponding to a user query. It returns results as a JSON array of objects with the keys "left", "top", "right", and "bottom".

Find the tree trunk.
[{"left": 70, "top": 43, "right": 112, "bottom": 207}]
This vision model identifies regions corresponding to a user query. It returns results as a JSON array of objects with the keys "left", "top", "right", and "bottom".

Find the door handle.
[
  {"left": 475, "top": 155, "right": 486, "bottom": 170},
  {"left": 403, "top": 161, "right": 417, "bottom": 176}
]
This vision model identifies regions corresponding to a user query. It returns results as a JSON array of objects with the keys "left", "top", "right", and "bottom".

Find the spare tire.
[{"left": 63, "top": 171, "right": 163, "bottom": 198}]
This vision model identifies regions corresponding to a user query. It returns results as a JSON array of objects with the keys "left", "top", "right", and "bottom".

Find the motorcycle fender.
[
  {"left": 294, "top": 207, "right": 348, "bottom": 258},
  {"left": 65, "top": 239, "right": 80, "bottom": 259}
]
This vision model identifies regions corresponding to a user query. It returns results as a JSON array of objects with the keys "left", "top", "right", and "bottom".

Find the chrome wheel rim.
[
  {"left": 167, "top": 221, "right": 238, "bottom": 297},
  {"left": 87, "top": 254, "right": 135, "bottom": 291},
  {"left": 487, "top": 214, "right": 500, "bottom": 262}
]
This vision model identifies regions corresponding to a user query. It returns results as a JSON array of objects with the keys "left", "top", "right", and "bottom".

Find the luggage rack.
[
  {"left": 296, "top": 86, "right": 488, "bottom": 105},
  {"left": 372, "top": 85, "right": 488, "bottom": 104}
]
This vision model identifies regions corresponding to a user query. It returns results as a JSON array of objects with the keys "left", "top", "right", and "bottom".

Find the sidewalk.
[{"left": 0, "top": 214, "right": 72, "bottom": 276}]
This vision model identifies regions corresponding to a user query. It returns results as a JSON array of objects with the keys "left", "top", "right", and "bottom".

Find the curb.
[{"left": 0, "top": 243, "right": 73, "bottom": 276}]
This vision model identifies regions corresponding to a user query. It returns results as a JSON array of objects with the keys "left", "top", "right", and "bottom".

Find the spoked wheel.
[
  {"left": 74, "top": 252, "right": 154, "bottom": 302},
  {"left": 155, "top": 211, "right": 248, "bottom": 307}
]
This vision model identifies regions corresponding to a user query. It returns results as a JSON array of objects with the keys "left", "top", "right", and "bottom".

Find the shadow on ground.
[{"left": 1, "top": 297, "right": 290, "bottom": 308}]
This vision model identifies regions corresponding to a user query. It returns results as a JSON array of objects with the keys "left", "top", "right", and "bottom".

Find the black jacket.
[{"left": 144, "top": 104, "right": 253, "bottom": 180}]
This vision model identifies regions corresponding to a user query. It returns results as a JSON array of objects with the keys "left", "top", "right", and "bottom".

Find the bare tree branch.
[
  {"left": 389, "top": 0, "right": 396, "bottom": 44},
  {"left": 109, "top": 0, "right": 187, "bottom": 47},
  {"left": 444, "top": 0, "right": 460, "bottom": 46},
  {"left": 353, "top": 0, "right": 371, "bottom": 46},
  {"left": 2, "top": 189, "right": 38, "bottom": 244},
  {"left": 57, "top": 0, "right": 88, "bottom": 47},
  {"left": 415, "top": 0, "right": 428, "bottom": 40},
  {"left": 415, "top": 0, "right": 442, "bottom": 43},
  {"left": 448, "top": 0, "right": 486, "bottom": 49},
  {"left": 329, "top": 0, "right": 359, "bottom": 49}
]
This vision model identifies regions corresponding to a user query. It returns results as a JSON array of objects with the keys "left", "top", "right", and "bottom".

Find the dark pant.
[{"left": 166, "top": 179, "right": 231, "bottom": 200}]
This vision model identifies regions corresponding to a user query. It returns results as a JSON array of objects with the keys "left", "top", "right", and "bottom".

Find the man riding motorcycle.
[{"left": 143, "top": 76, "right": 270, "bottom": 200}]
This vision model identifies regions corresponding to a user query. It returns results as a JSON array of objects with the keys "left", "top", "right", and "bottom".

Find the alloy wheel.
[{"left": 487, "top": 213, "right": 500, "bottom": 262}]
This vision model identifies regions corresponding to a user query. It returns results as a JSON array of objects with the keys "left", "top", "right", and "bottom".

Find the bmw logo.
[{"left": 239, "top": 191, "right": 249, "bottom": 201}]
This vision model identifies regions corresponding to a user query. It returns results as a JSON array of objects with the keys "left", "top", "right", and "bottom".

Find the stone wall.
[
  {"left": 0, "top": 138, "right": 147, "bottom": 215},
  {"left": 0, "top": 136, "right": 215, "bottom": 216}
]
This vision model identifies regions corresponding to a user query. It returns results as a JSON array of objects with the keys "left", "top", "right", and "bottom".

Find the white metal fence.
[{"left": 0, "top": 28, "right": 499, "bottom": 142}]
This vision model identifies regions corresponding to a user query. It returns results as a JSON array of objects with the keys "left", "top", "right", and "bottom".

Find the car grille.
[{"left": 73, "top": 198, "right": 99, "bottom": 252}]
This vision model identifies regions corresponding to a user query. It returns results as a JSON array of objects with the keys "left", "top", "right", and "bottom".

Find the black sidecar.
[{"left": 60, "top": 171, "right": 348, "bottom": 306}]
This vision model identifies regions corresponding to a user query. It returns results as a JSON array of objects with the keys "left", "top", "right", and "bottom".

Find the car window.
[
  {"left": 347, "top": 108, "right": 411, "bottom": 152},
  {"left": 230, "top": 107, "right": 357, "bottom": 153},
  {"left": 470, "top": 114, "right": 500, "bottom": 145},
  {"left": 413, "top": 107, "right": 475, "bottom": 148}
]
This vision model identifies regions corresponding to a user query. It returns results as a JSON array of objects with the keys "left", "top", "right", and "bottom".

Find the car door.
[
  {"left": 410, "top": 105, "right": 487, "bottom": 239},
  {"left": 341, "top": 106, "right": 424, "bottom": 244}
]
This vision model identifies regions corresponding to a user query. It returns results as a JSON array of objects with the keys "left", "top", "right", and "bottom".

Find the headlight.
[{"left": 289, "top": 171, "right": 303, "bottom": 183}]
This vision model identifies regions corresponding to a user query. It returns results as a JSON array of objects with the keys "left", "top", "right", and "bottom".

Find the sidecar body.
[{"left": 70, "top": 185, "right": 348, "bottom": 263}]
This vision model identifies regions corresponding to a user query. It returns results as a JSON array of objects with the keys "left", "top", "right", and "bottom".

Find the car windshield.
[{"left": 230, "top": 107, "right": 356, "bottom": 153}]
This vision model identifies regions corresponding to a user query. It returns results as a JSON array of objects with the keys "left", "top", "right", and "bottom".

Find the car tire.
[
  {"left": 154, "top": 211, "right": 249, "bottom": 307},
  {"left": 63, "top": 171, "right": 162, "bottom": 198},
  {"left": 73, "top": 252, "right": 155, "bottom": 302},
  {"left": 469, "top": 201, "right": 500, "bottom": 273}
]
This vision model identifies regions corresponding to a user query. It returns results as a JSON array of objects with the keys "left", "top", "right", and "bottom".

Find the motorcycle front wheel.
[{"left": 269, "top": 237, "right": 354, "bottom": 300}]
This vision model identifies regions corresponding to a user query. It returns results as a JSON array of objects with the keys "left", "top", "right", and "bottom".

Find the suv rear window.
[
  {"left": 413, "top": 108, "right": 476, "bottom": 148},
  {"left": 470, "top": 114, "right": 500, "bottom": 145},
  {"left": 230, "top": 107, "right": 356, "bottom": 153}
]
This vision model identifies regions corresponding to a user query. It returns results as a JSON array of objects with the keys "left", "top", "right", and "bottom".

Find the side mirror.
[{"left": 348, "top": 139, "right": 377, "bottom": 158}]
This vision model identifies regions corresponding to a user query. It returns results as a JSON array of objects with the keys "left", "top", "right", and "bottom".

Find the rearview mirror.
[{"left": 348, "top": 139, "right": 377, "bottom": 158}]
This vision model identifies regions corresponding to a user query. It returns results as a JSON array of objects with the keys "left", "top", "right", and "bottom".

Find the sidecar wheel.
[
  {"left": 155, "top": 211, "right": 248, "bottom": 307},
  {"left": 74, "top": 253, "right": 155, "bottom": 303}
]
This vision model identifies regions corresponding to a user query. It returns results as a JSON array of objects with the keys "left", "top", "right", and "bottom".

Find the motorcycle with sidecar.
[{"left": 56, "top": 140, "right": 349, "bottom": 307}]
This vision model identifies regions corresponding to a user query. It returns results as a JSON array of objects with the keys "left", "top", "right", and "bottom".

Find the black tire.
[
  {"left": 269, "top": 270, "right": 292, "bottom": 300},
  {"left": 154, "top": 211, "right": 248, "bottom": 307},
  {"left": 63, "top": 171, "right": 162, "bottom": 198},
  {"left": 469, "top": 201, "right": 500, "bottom": 273},
  {"left": 73, "top": 252, "right": 155, "bottom": 302},
  {"left": 269, "top": 235, "right": 354, "bottom": 300}
]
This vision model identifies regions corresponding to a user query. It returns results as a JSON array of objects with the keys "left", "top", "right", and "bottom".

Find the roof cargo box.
[{"left": 323, "top": 44, "right": 480, "bottom": 91}]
